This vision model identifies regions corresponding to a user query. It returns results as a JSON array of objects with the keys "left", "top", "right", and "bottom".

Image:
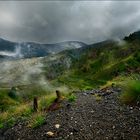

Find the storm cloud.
[{"left": 0, "top": 1, "right": 140, "bottom": 44}]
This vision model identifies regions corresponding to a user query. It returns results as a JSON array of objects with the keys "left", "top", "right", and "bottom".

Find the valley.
[{"left": 0, "top": 31, "right": 140, "bottom": 139}]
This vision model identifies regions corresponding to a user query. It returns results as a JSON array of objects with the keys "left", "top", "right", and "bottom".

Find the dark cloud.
[{"left": 0, "top": 1, "right": 140, "bottom": 44}]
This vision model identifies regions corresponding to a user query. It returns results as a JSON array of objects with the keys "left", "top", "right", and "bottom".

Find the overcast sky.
[{"left": 0, "top": 1, "right": 140, "bottom": 44}]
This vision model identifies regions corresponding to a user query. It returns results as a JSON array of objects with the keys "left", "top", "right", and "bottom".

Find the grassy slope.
[{"left": 54, "top": 39, "right": 140, "bottom": 90}]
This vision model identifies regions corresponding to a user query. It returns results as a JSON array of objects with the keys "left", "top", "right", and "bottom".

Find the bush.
[
  {"left": 68, "top": 94, "right": 76, "bottom": 102},
  {"left": 134, "top": 52, "right": 140, "bottom": 62},
  {"left": 8, "top": 87, "right": 18, "bottom": 100},
  {"left": 6, "top": 117, "right": 16, "bottom": 128},
  {"left": 120, "top": 80, "right": 140, "bottom": 104},
  {"left": 0, "top": 123, "right": 4, "bottom": 129}
]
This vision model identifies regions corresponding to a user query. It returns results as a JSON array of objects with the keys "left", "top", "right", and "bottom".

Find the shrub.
[
  {"left": 120, "top": 80, "right": 140, "bottom": 104},
  {"left": 68, "top": 94, "right": 76, "bottom": 102},
  {"left": 6, "top": 117, "right": 16, "bottom": 128},
  {"left": 8, "top": 87, "right": 18, "bottom": 99},
  {"left": 134, "top": 52, "right": 140, "bottom": 62},
  {"left": 0, "top": 123, "right": 4, "bottom": 129},
  {"left": 21, "top": 107, "right": 33, "bottom": 117}
]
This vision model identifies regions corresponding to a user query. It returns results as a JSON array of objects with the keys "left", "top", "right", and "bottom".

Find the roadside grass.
[
  {"left": 39, "top": 94, "right": 56, "bottom": 111},
  {"left": 0, "top": 103, "right": 33, "bottom": 129},
  {"left": 0, "top": 85, "right": 50, "bottom": 129},
  {"left": 0, "top": 85, "right": 71, "bottom": 129},
  {"left": 28, "top": 112, "right": 45, "bottom": 128},
  {"left": 17, "top": 84, "right": 51, "bottom": 101},
  {"left": 0, "top": 112, "right": 8, "bottom": 129},
  {"left": 0, "top": 88, "right": 18, "bottom": 112},
  {"left": 120, "top": 80, "right": 140, "bottom": 104},
  {"left": 6, "top": 117, "right": 16, "bottom": 128},
  {"left": 13, "top": 104, "right": 34, "bottom": 119},
  {"left": 68, "top": 94, "right": 76, "bottom": 102}
]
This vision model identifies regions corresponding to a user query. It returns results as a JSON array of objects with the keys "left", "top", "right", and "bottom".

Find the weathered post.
[
  {"left": 33, "top": 97, "right": 38, "bottom": 112},
  {"left": 47, "top": 90, "right": 62, "bottom": 111},
  {"left": 56, "top": 90, "right": 61, "bottom": 102}
]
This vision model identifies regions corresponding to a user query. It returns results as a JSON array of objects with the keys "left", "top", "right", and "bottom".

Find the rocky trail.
[{"left": 1, "top": 87, "right": 140, "bottom": 140}]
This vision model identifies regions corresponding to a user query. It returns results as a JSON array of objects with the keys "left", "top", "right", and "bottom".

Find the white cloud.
[
  {"left": 0, "top": 11, "right": 16, "bottom": 26},
  {"left": 0, "top": 1, "right": 140, "bottom": 43}
]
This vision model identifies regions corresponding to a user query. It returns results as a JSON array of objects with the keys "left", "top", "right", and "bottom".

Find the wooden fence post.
[
  {"left": 33, "top": 97, "right": 38, "bottom": 112},
  {"left": 56, "top": 90, "right": 61, "bottom": 102}
]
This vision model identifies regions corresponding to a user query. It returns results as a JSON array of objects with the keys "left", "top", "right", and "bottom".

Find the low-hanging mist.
[
  {"left": 0, "top": 51, "right": 72, "bottom": 95},
  {"left": 0, "top": 39, "right": 86, "bottom": 59}
]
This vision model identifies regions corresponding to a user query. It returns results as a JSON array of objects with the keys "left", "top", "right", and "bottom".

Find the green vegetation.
[
  {"left": 0, "top": 88, "right": 18, "bottom": 112},
  {"left": 0, "top": 86, "right": 69, "bottom": 129},
  {"left": 8, "top": 87, "right": 19, "bottom": 100},
  {"left": 120, "top": 80, "right": 140, "bottom": 104},
  {"left": 28, "top": 113, "right": 45, "bottom": 128},
  {"left": 39, "top": 95, "right": 56, "bottom": 110},
  {"left": 93, "top": 94, "right": 102, "bottom": 102},
  {"left": 68, "top": 94, "right": 76, "bottom": 102},
  {"left": 6, "top": 117, "right": 16, "bottom": 128},
  {"left": 0, "top": 123, "right": 4, "bottom": 129},
  {"left": 53, "top": 41, "right": 140, "bottom": 91}
]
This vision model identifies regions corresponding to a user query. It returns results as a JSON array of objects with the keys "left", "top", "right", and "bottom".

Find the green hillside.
[{"left": 44, "top": 34, "right": 140, "bottom": 90}]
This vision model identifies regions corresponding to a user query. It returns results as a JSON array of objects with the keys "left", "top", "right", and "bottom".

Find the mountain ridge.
[
  {"left": 1, "top": 30, "right": 140, "bottom": 60},
  {"left": 0, "top": 38, "right": 87, "bottom": 59}
]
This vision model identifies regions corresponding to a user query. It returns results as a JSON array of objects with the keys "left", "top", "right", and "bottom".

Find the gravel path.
[{"left": 1, "top": 88, "right": 140, "bottom": 140}]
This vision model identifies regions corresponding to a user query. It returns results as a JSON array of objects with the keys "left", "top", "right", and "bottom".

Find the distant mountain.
[
  {"left": 124, "top": 30, "right": 140, "bottom": 41},
  {"left": 0, "top": 30, "right": 140, "bottom": 88},
  {"left": 0, "top": 38, "right": 16, "bottom": 52},
  {"left": 0, "top": 38, "right": 86, "bottom": 59}
]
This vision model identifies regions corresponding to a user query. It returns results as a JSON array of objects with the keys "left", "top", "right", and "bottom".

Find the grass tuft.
[
  {"left": 93, "top": 94, "right": 102, "bottom": 101},
  {"left": 0, "top": 123, "right": 4, "bottom": 129},
  {"left": 120, "top": 80, "right": 140, "bottom": 104},
  {"left": 68, "top": 94, "right": 76, "bottom": 102},
  {"left": 6, "top": 117, "right": 16, "bottom": 128},
  {"left": 28, "top": 113, "right": 45, "bottom": 128}
]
